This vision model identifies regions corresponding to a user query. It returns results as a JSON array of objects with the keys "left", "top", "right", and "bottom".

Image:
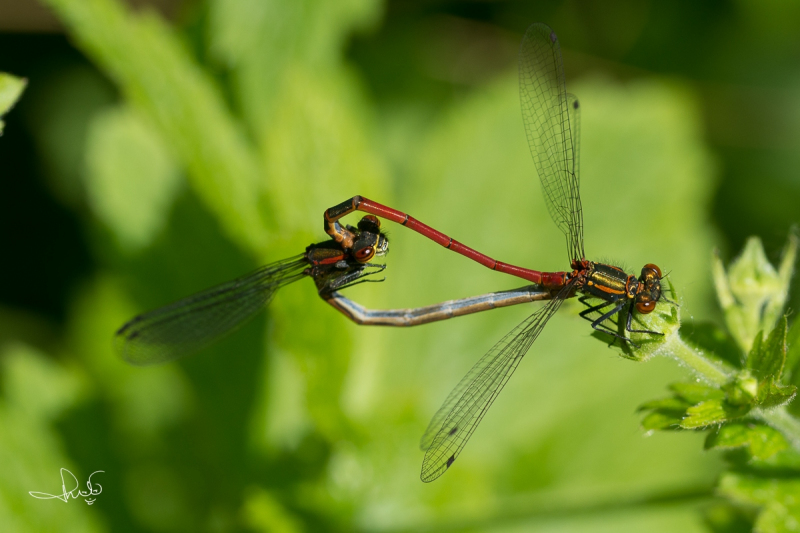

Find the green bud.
[{"left": 712, "top": 232, "right": 797, "bottom": 353}]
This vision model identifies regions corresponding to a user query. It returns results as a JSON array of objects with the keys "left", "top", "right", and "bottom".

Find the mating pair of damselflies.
[{"left": 115, "top": 23, "right": 667, "bottom": 483}]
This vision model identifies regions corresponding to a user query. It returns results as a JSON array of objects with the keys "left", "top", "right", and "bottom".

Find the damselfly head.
[
  {"left": 634, "top": 263, "right": 663, "bottom": 314},
  {"left": 352, "top": 216, "right": 389, "bottom": 263}
]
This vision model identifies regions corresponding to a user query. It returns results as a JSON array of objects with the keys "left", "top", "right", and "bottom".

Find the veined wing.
[
  {"left": 115, "top": 255, "right": 308, "bottom": 366},
  {"left": 519, "top": 23, "right": 584, "bottom": 262},
  {"left": 419, "top": 282, "right": 574, "bottom": 482}
]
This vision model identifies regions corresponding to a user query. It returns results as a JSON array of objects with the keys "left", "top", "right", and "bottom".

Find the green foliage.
[
  {"left": 8, "top": 0, "right": 788, "bottom": 532},
  {"left": 713, "top": 235, "right": 798, "bottom": 353},
  {"left": 0, "top": 72, "right": 26, "bottom": 134},
  {"left": 637, "top": 234, "right": 800, "bottom": 532},
  {"left": 84, "top": 106, "right": 181, "bottom": 251}
]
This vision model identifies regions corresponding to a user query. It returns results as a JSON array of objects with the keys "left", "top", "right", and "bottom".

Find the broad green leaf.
[
  {"left": 42, "top": 0, "right": 269, "bottom": 252},
  {"left": 747, "top": 318, "right": 788, "bottom": 380},
  {"left": 0, "top": 345, "right": 102, "bottom": 532},
  {"left": 641, "top": 410, "right": 684, "bottom": 430},
  {"left": 718, "top": 471, "right": 800, "bottom": 533},
  {"left": 0, "top": 72, "right": 26, "bottom": 134},
  {"left": 638, "top": 396, "right": 692, "bottom": 412},
  {"left": 0, "top": 343, "right": 85, "bottom": 420},
  {"left": 681, "top": 400, "right": 750, "bottom": 429},
  {"left": 704, "top": 422, "right": 788, "bottom": 460},
  {"left": 84, "top": 106, "right": 181, "bottom": 251},
  {"left": 670, "top": 382, "right": 726, "bottom": 403},
  {"left": 756, "top": 376, "right": 797, "bottom": 408},
  {"left": 207, "top": 0, "right": 380, "bottom": 142}
]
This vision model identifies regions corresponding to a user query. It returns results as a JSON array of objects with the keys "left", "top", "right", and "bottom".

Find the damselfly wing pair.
[{"left": 115, "top": 23, "right": 667, "bottom": 482}]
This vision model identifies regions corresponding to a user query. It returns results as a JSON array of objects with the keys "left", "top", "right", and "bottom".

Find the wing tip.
[{"left": 420, "top": 454, "right": 456, "bottom": 483}]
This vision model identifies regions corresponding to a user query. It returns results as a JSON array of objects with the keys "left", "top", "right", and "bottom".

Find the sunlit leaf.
[
  {"left": 638, "top": 396, "right": 692, "bottom": 412},
  {"left": 756, "top": 376, "right": 796, "bottom": 408},
  {"left": 84, "top": 105, "right": 181, "bottom": 251},
  {"left": 670, "top": 382, "right": 726, "bottom": 404},
  {"left": 704, "top": 422, "right": 788, "bottom": 460},
  {"left": 747, "top": 318, "right": 787, "bottom": 380},
  {"left": 641, "top": 410, "right": 684, "bottom": 430},
  {"left": 718, "top": 471, "right": 800, "bottom": 533},
  {"left": 681, "top": 400, "right": 750, "bottom": 429},
  {"left": 0, "top": 72, "right": 26, "bottom": 134},
  {"left": 42, "top": 0, "right": 269, "bottom": 252}
]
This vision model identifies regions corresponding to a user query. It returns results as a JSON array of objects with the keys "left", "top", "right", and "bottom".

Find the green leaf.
[
  {"left": 641, "top": 410, "right": 684, "bottom": 430},
  {"left": 747, "top": 318, "right": 788, "bottom": 380},
  {"left": 721, "top": 371, "right": 759, "bottom": 406},
  {"left": 713, "top": 235, "right": 797, "bottom": 353},
  {"left": 681, "top": 400, "right": 750, "bottom": 429},
  {"left": 784, "top": 317, "right": 800, "bottom": 386},
  {"left": 704, "top": 422, "right": 788, "bottom": 460},
  {"left": 718, "top": 471, "right": 800, "bottom": 533},
  {"left": 41, "top": 0, "right": 269, "bottom": 253},
  {"left": 670, "top": 382, "right": 726, "bottom": 403},
  {"left": 638, "top": 396, "right": 692, "bottom": 412},
  {"left": 639, "top": 395, "right": 691, "bottom": 430},
  {"left": 703, "top": 503, "right": 755, "bottom": 533},
  {"left": 756, "top": 376, "right": 797, "bottom": 408},
  {"left": 85, "top": 106, "right": 181, "bottom": 251},
  {"left": 0, "top": 72, "right": 27, "bottom": 135}
]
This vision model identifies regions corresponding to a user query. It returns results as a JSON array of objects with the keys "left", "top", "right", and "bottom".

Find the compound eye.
[
  {"left": 354, "top": 246, "right": 375, "bottom": 263},
  {"left": 644, "top": 263, "right": 662, "bottom": 278},
  {"left": 357, "top": 215, "right": 381, "bottom": 233},
  {"left": 636, "top": 300, "right": 656, "bottom": 314}
]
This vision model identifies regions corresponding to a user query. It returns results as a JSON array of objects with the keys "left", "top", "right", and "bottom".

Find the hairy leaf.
[
  {"left": 747, "top": 318, "right": 787, "bottom": 381},
  {"left": 681, "top": 400, "right": 750, "bottom": 429},
  {"left": 670, "top": 382, "right": 726, "bottom": 404},
  {"left": 704, "top": 422, "right": 788, "bottom": 460},
  {"left": 756, "top": 377, "right": 797, "bottom": 408},
  {"left": 642, "top": 410, "right": 684, "bottom": 430}
]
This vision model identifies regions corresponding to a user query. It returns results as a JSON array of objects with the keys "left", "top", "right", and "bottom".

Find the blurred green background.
[{"left": 1, "top": 0, "right": 799, "bottom": 531}]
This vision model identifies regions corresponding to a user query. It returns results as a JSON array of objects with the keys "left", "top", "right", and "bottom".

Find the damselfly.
[
  {"left": 115, "top": 216, "right": 547, "bottom": 365},
  {"left": 323, "top": 23, "right": 668, "bottom": 482}
]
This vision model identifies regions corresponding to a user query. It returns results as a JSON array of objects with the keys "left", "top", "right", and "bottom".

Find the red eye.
[
  {"left": 636, "top": 301, "right": 656, "bottom": 314},
  {"left": 644, "top": 263, "right": 662, "bottom": 278},
  {"left": 354, "top": 246, "right": 375, "bottom": 262}
]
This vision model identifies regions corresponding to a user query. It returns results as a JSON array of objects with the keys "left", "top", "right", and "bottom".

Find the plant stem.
[
  {"left": 656, "top": 332, "right": 800, "bottom": 450},
  {"left": 753, "top": 407, "right": 800, "bottom": 450},
  {"left": 656, "top": 334, "right": 730, "bottom": 386}
]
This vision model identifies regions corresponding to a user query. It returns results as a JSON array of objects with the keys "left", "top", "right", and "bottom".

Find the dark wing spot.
[
  {"left": 550, "top": 31, "right": 557, "bottom": 43},
  {"left": 448, "top": 427, "right": 458, "bottom": 437},
  {"left": 573, "top": 100, "right": 579, "bottom": 109},
  {"left": 446, "top": 455, "right": 456, "bottom": 468},
  {"left": 128, "top": 331, "right": 140, "bottom": 340}
]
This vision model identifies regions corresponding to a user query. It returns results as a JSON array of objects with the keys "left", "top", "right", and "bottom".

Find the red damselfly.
[
  {"left": 323, "top": 23, "right": 667, "bottom": 482},
  {"left": 115, "top": 216, "right": 548, "bottom": 364}
]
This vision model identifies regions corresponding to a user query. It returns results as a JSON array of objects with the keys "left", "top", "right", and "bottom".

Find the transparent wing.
[
  {"left": 419, "top": 283, "right": 573, "bottom": 482},
  {"left": 115, "top": 255, "right": 308, "bottom": 366},
  {"left": 519, "top": 23, "right": 584, "bottom": 262}
]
